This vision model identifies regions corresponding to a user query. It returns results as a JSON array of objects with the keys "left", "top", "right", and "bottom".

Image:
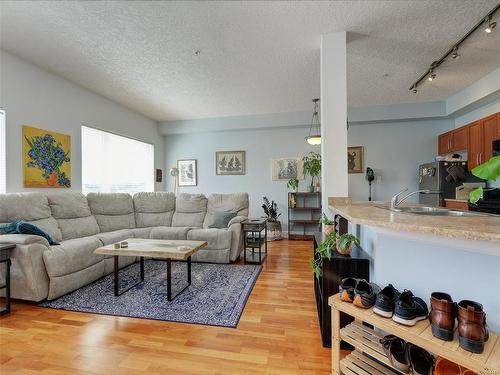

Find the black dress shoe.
[{"left": 406, "top": 343, "right": 434, "bottom": 375}]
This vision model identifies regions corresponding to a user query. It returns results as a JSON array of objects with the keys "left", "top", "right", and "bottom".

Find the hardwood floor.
[{"left": 0, "top": 240, "right": 331, "bottom": 374}]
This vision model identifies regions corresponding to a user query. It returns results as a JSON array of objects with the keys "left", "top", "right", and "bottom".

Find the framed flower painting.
[{"left": 23, "top": 125, "right": 71, "bottom": 188}]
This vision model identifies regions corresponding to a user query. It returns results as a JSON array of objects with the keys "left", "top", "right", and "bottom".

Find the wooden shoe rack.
[{"left": 329, "top": 293, "right": 500, "bottom": 375}]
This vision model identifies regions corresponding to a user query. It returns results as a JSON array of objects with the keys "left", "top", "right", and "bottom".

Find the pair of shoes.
[
  {"left": 430, "top": 292, "right": 489, "bottom": 353},
  {"left": 434, "top": 357, "right": 477, "bottom": 375},
  {"left": 380, "top": 335, "right": 434, "bottom": 375},
  {"left": 374, "top": 285, "right": 428, "bottom": 326},
  {"left": 339, "top": 278, "right": 380, "bottom": 308}
]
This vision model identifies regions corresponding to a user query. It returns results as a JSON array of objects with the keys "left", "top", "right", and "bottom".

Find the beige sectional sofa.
[{"left": 0, "top": 191, "right": 249, "bottom": 301}]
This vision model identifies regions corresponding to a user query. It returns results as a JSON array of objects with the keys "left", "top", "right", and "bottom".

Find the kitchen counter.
[{"left": 328, "top": 201, "right": 500, "bottom": 244}]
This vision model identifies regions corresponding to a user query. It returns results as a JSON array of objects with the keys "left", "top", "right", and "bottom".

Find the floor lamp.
[{"left": 169, "top": 167, "right": 179, "bottom": 196}]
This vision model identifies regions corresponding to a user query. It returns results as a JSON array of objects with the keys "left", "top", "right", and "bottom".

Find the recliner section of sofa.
[{"left": 0, "top": 191, "right": 249, "bottom": 302}]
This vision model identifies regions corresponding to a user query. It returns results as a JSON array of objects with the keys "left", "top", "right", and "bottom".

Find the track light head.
[
  {"left": 485, "top": 16, "right": 497, "bottom": 33},
  {"left": 451, "top": 46, "right": 460, "bottom": 60},
  {"left": 428, "top": 69, "right": 436, "bottom": 81}
]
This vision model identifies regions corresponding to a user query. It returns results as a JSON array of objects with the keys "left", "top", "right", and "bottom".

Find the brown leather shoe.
[
  {"left": 457, "top": 300, "right": 489, "bottom": 354},
  {"left": 430, "top": 292, "right": 456, "bottom": 341}
]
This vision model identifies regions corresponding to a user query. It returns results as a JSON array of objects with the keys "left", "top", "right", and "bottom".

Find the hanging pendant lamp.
[{"left": 306, "top": 98, "right": 321, "bottom": 145}]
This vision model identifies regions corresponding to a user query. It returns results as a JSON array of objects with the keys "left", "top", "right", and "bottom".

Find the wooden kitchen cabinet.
[
  {"left": 468, "top": 120, "right": 483, "bottom": 169},
  {"left": 438, "top": 132, "right": 452, "bottom": 155},
  {"left": 452, "top": 126, "right": 469, "bottom": 151},
  {"left": 482, "top": 114, "right": 499, "bottom": 161}
]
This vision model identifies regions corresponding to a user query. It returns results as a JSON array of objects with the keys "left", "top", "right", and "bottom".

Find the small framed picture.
[
  {"left": 216, "top": 151, "right": 245, "bottom": 175},
  {"left": 271, "top": 157, "right": 304, "bottom": 180},
  {"left": 348, "top": 146, "right": 364, "bottom": 174},
  {"left": 177, "top": 159, "right": 197, "bottom": 186}
]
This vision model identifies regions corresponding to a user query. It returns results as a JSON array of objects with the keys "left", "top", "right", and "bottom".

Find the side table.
[
  {"left": 241, "top": 219, "right": 267, "bottom": 264},
  {"left": 0, "top": 243, "right": 15, "bottom": 316}
]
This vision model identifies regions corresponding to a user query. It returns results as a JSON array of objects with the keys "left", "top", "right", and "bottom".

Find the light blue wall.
[
  {"left": 164, "top": 126, "right": 318, "bottom": 230},
  {"left": 348, "top": 119, "right": 453, "bottom": 202},
  {"left": 353, "top": 224, "right": 500, "bottom": 332}
]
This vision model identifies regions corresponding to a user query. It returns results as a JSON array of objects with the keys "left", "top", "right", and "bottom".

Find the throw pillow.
[
  {"left": 209, "top": 212, "right": 237, "bottom": 229},
  {"left": 15, "top": 221, "right": 59, "bottom": 245}
]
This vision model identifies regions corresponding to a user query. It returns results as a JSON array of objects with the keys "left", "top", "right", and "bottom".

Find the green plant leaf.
[
  {"left": 471, "top": 155, "right": 500, "bottom": 181},
  {"left": 469, "top": 186, "right": 484, "bottom": 204}
]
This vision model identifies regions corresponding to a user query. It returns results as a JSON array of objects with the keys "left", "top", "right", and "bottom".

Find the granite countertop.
[{"left": 328, "top": 201, "right": 500, "bottom": 244}]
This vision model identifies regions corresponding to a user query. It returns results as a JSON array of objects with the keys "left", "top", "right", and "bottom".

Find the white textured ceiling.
[{"left": 1, "top": 1, "right": 499, "bottom": 121}]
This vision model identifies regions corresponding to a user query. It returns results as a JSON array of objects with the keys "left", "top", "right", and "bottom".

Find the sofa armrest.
[
  {"left": 228, "top": 215, "right": 247, "bottom": 227},
  {"left": 0, "top": 234, "right": 50, "bottom": 247}
]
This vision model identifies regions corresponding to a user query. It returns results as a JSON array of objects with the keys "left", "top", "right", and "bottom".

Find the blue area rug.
[{"left": 40, "top": 260, "right": 261, "bottom": 327}]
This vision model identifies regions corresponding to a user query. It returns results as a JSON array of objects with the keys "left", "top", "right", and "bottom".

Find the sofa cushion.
[
  {"left": 131, "top": 227, "right": 152, "bottom": 239},
  {"left": 187, "top": 228, "right": 232, "bottom": 250},
  {"left": 172, "top": 193, "right": 207, "bottom": 227},
  {"left": 203, "top": 193, "right": 249, "bottom": 228},
  {"left": 94, "top": 229, "right": 134, "bottom": 246},
  {"left": 208, "top": 212, "right": 237, "bottom": 229},
  {"left": 133, "top": 192, "right": 175, "bottom": 227},
  {"left": 44, "top": 236, "right": 103, "bottom": 277},
  {"left": 87, "top": 193, "right": 135, "bottom": 232},
  {"left": 150, "top": 226, "right": 191, "bottom": 240},
  {"left": 46, "top": 193, "right": 99, "bottom": 240},
  {"left": 0, "top": 193, "right": 62, "bottom": 242}
]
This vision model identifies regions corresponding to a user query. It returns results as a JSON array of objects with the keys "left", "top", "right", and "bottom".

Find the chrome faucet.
[{"left": 390, "top": 188, "right": 433, "bottom": 210}]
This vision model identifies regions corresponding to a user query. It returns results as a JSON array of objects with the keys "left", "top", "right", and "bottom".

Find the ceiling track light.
[
  {"left": 485, "top": 15, "right": 497, "bottom": 33},
  {"left": 408, "top": 3, "right": 499, "bottom": 93}
]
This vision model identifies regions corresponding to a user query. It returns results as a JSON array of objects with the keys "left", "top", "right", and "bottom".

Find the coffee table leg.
[
  {"left": 114, "top": 256, "right": 119, "bottom": 296},
  {"left": 113, "top": 255, "right": 145, "bottom": 296},
  {"left": 167, "top": 258, "right": 172, "bottom": 301},
  {"left": 187, "top": 256, "right": 191, "bottom": 284}
]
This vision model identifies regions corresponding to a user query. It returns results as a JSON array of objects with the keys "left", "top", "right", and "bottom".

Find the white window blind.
[
  {"left": 0, "top": 110, "right": 5, "bottom": 194},
  {"left": 81, "top": 126, "right": 154, "bottom": 194}
]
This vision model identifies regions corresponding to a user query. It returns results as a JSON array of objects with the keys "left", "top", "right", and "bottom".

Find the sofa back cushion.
[
  {"left": 171, "top": 193, "right": 207, "bottom": 227},
  {"left": 87, "top": 193, "right": 135, "bottom": 232},
  {"left": 0, "top": 192, "right": 62, "bottom": 242},
  {"left": 203, "top": 193, "right": 249, "bottom": 228},
  {"left": 133, "top": 192, "right": 175, "bottom": 227},
  {"left": 46, "top": 192, "right": 100, "bottom": 240}
]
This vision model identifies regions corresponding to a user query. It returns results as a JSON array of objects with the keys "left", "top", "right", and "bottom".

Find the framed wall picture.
[
  {"left": 177, "top": 159, "right": 197, "bottom": 186},
  {"left": 216, "top": 151, "right": 245, "bottom": 175},
  {"left": 271, "top": 157, "right": 304, "bottom": 181},
  {"left": 23, "top": 125, "right": 71, "bottom": 188},
  {"left": 348, "top": 146, "right": 364, "bottom": 174}
]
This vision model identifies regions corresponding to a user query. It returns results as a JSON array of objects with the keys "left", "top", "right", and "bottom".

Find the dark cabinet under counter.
[{"left": 313, "top": 232, "right": 370, "bottom": 348}]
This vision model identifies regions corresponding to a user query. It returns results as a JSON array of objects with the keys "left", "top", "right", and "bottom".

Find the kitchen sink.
[{"left": 374, "top": 203, "right": 492, "bottom": 217}]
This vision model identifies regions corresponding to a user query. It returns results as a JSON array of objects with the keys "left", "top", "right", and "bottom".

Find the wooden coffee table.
[{"left": 95, "top": 238, "right": 207, "bottom": 301}]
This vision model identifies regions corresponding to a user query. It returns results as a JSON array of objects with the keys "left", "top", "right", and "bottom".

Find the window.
[
  {"left": 81, "top": 126, "right": 154, "bottom": 194},
  {"left": 0, "top": 110, "right": 5, "bottom": 194}
]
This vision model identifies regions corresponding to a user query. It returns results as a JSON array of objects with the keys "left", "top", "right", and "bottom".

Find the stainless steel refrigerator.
[{"left": 418, "top": 161, "right": 481, "bottom": 206}]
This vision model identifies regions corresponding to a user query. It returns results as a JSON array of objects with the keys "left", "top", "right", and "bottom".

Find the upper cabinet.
[
  {"left": 483, "top": 113, "right": 499, "bottom": 161},
  {"left": 437, "top": 112, "right": 500, "bottom": 169}
]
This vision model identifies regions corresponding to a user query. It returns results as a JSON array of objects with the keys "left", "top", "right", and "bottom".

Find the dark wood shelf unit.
[
  {"left": 288, "top": 192, "right": 321, "bottom": 240},
  {"left": 313, "top": 232, "right": 370, "bottom": 348}
]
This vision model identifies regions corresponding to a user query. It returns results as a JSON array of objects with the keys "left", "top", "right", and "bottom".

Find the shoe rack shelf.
[{"left": 329, "top": 293, "right": 500, "bottom": 375}]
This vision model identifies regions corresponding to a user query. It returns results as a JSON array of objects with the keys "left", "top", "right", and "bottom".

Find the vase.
[
  {"left": 336, "top": 239, "right": 353, "bottom": 256},
  {"left": 46, "top": 172, "right": 58, "bottom": 187},
  {"left": 267, "top": 220, "right": 282, "bottom": 241},
  {"left": 289, "top": 193, "right": 296, "bottom": 208},
  {"left": 323, "top": 224, "right": 334, "bottom": 235}
]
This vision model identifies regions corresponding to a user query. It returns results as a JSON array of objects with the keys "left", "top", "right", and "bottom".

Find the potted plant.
[
  {"left": 262, "top": 196, "right": 282, "bottom": 241},
  {"left": 319, "top": 213, "right": 335, "bottom": 235},
  {"left": 287, "top": 177, "right": 299, "bottom": 192},
  {"left": 336, "top": 233, "right": 360, "bottom": 256},
  {"left": 469, "top": 156, "right": 500, "bottom": 204},
  {"left": 311, "top": 232, "right": 335, "bottom": 279},
  {"left": 303, "top": 152, "right": 321, "bottom": 193}
]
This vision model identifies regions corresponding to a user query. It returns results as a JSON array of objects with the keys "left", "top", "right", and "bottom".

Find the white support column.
[{"left": 320, "top": 32, "right": 348, "bottom": 210}]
